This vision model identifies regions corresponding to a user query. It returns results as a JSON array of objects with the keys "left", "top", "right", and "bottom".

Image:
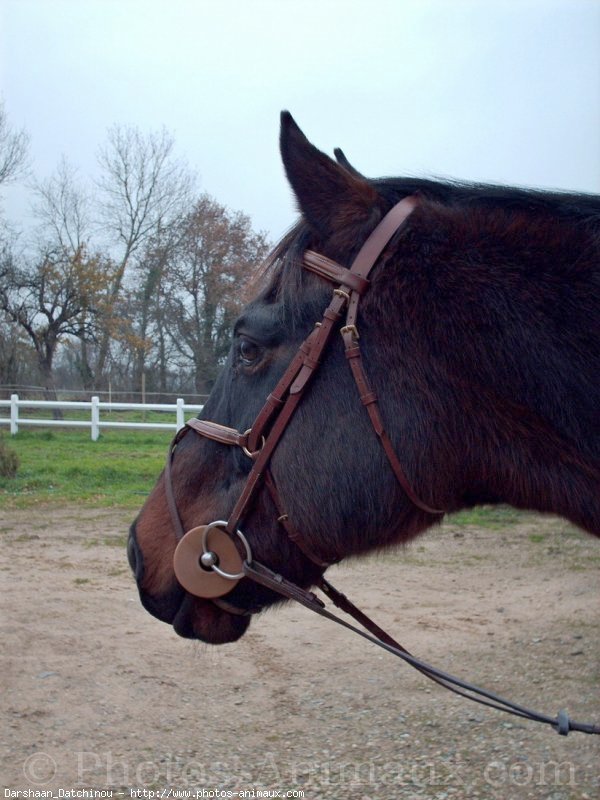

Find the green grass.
[
  {"left": 0, "top": 429, "right": 531, "bottom": 527},
  {"left": 447, "top": 504, "right": 526, "bottom": 528},
  {"left": 528, "top": 532, "right": 547, "bottom": 543},
  {"left": 0, "top": 428, "right": 171, "bottom": 509}
]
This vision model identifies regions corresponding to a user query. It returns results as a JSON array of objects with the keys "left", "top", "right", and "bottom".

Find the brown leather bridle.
[{"left": 162, "top": 197, "right": 599, "bottom": 737}]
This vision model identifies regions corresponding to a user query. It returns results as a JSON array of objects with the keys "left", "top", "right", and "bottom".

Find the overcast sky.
[{"left": 1, "top": 0, "right": 599, "bottom": 239}]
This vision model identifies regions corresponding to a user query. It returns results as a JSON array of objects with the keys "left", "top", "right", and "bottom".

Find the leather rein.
[{"left": 164, "top": 196, "right": 599, "bottom": 737}]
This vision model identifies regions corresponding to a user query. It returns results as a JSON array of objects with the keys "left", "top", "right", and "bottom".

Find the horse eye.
[{"left": 239, "top": 338, "right": 260, "bottom": 366}]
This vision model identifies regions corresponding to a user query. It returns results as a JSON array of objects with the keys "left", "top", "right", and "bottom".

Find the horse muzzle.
[{"left": 127, "top": 520, "right": 252, "bottom": 642}]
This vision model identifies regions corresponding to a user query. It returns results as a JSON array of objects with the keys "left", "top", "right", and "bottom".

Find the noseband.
[{"left": 163, "top": 197, "right": 599, "bottom": 737}]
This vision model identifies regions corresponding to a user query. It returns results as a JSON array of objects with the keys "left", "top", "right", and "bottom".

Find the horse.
[{"left": 128, "top": 112, "right": 599, "bottom": 652}]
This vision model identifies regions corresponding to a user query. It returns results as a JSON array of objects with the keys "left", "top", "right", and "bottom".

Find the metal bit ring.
[{"left": 201, "top": 520, "right": 252, "bottom": 580}]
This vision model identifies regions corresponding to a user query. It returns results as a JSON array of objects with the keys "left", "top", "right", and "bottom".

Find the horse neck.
[{"left": 375, "top": 202, "right": 600, "bottom": 536}]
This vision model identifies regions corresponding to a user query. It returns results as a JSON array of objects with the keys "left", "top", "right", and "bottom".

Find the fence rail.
[
  {"left": 0, "top": 384, "right": 210, "bottom": 402},
  {"left": 0, "top": 394, "right": 204, "bottom": 441}
]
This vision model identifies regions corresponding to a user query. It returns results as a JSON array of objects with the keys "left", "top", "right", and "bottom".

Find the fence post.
[
  {"left": 176, "top": 398, "right": 185, "bottom": 432},
  {"left": 10, "top": 394, "right": 18, "bottom": 435},
  {"left": 91, "top": 396, "right": 100, "bottom": 441}
]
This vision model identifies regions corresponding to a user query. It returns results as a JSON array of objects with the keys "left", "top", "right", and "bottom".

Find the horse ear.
[
  {"left": 280, "top": 111, "right": 380, "bottom": 239},
  {"left": 333, "top": 147, "right": 365, "bottom": 179}
]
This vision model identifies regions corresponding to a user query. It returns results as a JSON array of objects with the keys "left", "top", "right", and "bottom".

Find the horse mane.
[
  {"left": 259, "top": 177, "right": 600, "bottom": 314},
  {"left": 373, "top": 176, "right": 600, "bottom": 222}
]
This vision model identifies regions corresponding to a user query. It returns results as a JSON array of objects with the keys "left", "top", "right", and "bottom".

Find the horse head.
[{"left": 128, "top": 113, "right": 600, "bottom": 644}]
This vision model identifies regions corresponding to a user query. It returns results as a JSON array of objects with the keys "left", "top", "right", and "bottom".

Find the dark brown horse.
[{"left": 128, "top": 112, "right": 599, "bottom": 648}]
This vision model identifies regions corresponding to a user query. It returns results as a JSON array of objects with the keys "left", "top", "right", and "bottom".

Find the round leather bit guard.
[{"left": 173, "top": 525, "right": 244, "bottom": 598}]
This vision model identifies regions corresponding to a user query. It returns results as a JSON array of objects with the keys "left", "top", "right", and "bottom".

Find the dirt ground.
[{"left": 1, "top": 506, "right": 598, "bottom": 799}]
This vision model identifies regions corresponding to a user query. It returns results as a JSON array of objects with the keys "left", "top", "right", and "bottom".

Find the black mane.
[
  {"left": 373, "top": 176, "right": 600, "bottom": 221},
  {"left": 263, "top": 175, "right": 600, "bottom": 313}
]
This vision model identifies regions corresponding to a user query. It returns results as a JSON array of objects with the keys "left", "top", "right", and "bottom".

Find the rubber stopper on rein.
[{"left": 173, "top": 525, "right": 244, "bottom": 599}]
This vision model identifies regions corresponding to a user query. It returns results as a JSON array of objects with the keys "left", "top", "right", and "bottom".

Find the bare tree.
[
  {"left": 95, "top": 125, "right": 194, "bottom": 384},
  {"left": 165, "top": 194, "right": 270, "bottom": 393},
  {"left": 0, "top": 120, "right": 270, "bottom": 401},
  {"left": 0, "top": 100, "right": 29, "bottom": 186},
  {"left": 0, "top": 316, "right": 35, "bottom": 390},
  {"left": 0, "top": 244, "right": 113, "bottom": 401},
  {"left": 31, "top": 160, "right": 101, "bottom": 388},
  {"left": 128, "top": 227, "right": 181, "bottom": 397},
  {"left": 33, "top": 157, "right": 89, "bottom": 253}
]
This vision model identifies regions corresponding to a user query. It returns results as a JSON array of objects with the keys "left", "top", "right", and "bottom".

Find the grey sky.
[{"left": 1, "top": 0, "right": 599, "bottom": 239}]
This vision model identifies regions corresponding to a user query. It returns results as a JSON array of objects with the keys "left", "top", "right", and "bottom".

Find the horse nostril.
[{"left": 127, "top": 526, "right": 143, "bottom": 580}]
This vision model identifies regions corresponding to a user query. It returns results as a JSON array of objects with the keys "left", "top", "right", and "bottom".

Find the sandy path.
[{"left": 1, "top": 507, "right": 598, "bottom": 799}]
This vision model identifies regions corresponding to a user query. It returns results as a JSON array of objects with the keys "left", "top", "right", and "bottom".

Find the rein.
[{"left": 164, "top": 197, "right": 599, "bottom": 737}]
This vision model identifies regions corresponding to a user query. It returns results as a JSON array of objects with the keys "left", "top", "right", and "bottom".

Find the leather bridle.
[{"left": 162, "top": 197, "right": 599, "bottom": 737}]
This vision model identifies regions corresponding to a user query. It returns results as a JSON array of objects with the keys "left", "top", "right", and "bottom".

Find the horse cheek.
[{"left": 133, "top": 476, "right": 180, "bottom": 597}]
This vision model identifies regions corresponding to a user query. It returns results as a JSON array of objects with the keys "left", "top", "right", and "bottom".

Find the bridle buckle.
[
  {"left": 340, "top": 324, "right": 359, "bottom": 340},
  {"left": 333, "top": 288, "right": 351, "bottom": 304}
]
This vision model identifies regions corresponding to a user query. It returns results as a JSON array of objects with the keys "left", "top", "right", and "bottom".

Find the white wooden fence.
[{"left": 0, "top": 394, "right": 204, "bottom": 441}]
